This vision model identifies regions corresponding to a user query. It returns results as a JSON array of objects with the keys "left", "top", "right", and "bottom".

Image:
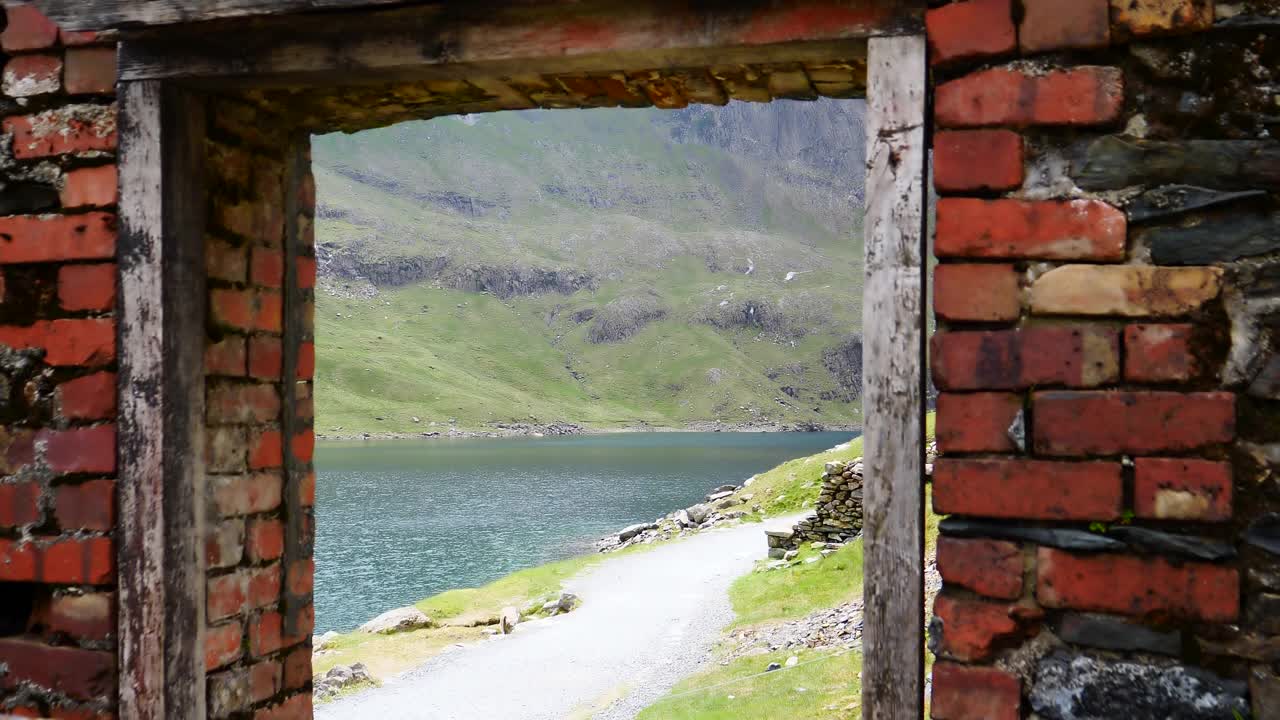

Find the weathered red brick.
[
  {"left": 207, "top": 381, "right": 282, "bottom": 425},
  {"left": 206, "top": 335, "right": 248, "bottom": 377},
  {"left": 249, "top": 335, "right": 283, "bottom": 380},
  {"left": 250, "top": 429, "right": 283, "bottom": 470},
  {"left": 298, "top": 471, "right": 316, "bottom": 508},
  {"left": 933, "top": 458, "right": 1123, "bottom": 521},
  {"left": 282, "top": 645, "right": 311, "bottom": 690},
  {"left": 248, "top": 563, "right": 283, "bottom": 609},
  {"left": 58, "top": 263, "right": 116, "bottom": 312},
  {"left": 0, "top": 638, "right": 114, "bottom": 701},
  {"left": 932, "top": 662, "right": 1021, "bottom": 720},
  {"left": 0, "top": 481, "right": 41, "bottom": 527},
  {"left": 0, "top": 213, "right": 117, "bottom": 264},
  {"left": 207, "top": 238, "right": 248, "bottom": 283},
  {"left": 932, "top": 594, "right": 1031, "bottom": 661},
  {"left": 0, "top": 537, "right": 39, "bottom": 580},
  {"left": 296, "top": 342, "right": 315, "bottom": 380},
  {"left": 287, "top": 558, "right": 314, "bottom": 597},
  {"left": 291, "top": 430, "right": 315, "bottom": 463},
  {"left": 933, "top": 129, "right": 1024, "bottom": 193},
  {"left": 247, "top": 518, "right": 285, "bottom": 562},
  {"left": 296, "top": 256, "right": 317, "bottom": 290},
  {"left": 207, "top": 518, "right": 246, "bottom": 570},
  {"left": 1, "top": 4, "right": 59, "bottom": 51},
  {"left": 209, "top": 570, "right": 256, "bottom": 622},
  {"left": 64, "top": 46, "right": 117, "bottom": 95},
  {"left": 936, "top": 198, "right": 1125, "bottom": 260},
  {"left": 931, "top": 326, "right": 1119, "bottom": 391},
  {"left": 212, "top": 472, "right": 283, "bottom": 518},
  {"left": 1037, "top": 547, "right": 1239, "bottom": 621},
  {"left": 1029, "top": 265, "right": 1222, "bottom": 317},
  {"left": 1134, "top": 458, "right": 1232, "bottom": 522},
  {"left": 32, "top": 591, "right": 114, "bottom": 641},
  {"left": 61, "top": 166, "right": 118, "bottom": 209},
  {"left": 206, "top": 620, "right": 245, "bottom": 670},
  {"left": 1, "top": 428, "right": 36, "bottom": 474},
  {"left": 252, "top": 248, "right": 285, "bottom": 288},
  {"left": 207, "top": 426, "right": 249, "bottom": 474},
  {"left": 935, "top": 66, "right": 1124, "bottom": 128},
  {"left": 250, "top": 610, "right": 284, "bottom": 657},
  {"left": 936, "top": 392, "right": 1022, "bottom": 453},
  {"left": 1020, "top": 0, "right": 1110, "bottom": 52},
  {"left": 1111, "top": 0, "right": 1213, "bottom": 38},
  {"left": 3, "top": 54, "right": 62, "bottom": 97},
  {"left": 213, "top": 288, "right": 281, "bottom": 333},
  {"left": 5, "top": 318, "right": 116, "bottom": 366},
  {"left": 937, "top": 536, "right": 1023, "bottom": 600},
  {"left": 925, "top": 0, "right": 1015, "bottom": 66},
  {"left": 1124, "top": 323, "right": 1197, "bottom": 382},
  {"left": 60, "top": 29, "right": 101, "bottom": 46},
  {"left": 217, "top": 199, "right": 284, "bottom": 248},
  {"left": 57, "top": 372, "right": 116, "bottom": 421},
  {"left": 257, "top": 290, "right": 284, "bottom": 333},
  {"left": 250, "top": 659, "right": 283, "bottom": 704},
  {"left": 41, "top": 424, "right": 116, "bottom": 474},
  {"left": 5, "top": 105, "right": 118, "bottom": 159},
  {"left": 254, "top": 692, "right": 312, "bottom": 720},
  {"left": 1032, "top": 391, "right": 1235, "bottom": 455},
  {"left": 54, "top": 478, "right": 115, "bottom": 531},
  {"left": 934, "top": 264, "right": 1021, "bottom": 323},
  {"left": 41, "top": 535, "right": 113, "bottom": 584}
]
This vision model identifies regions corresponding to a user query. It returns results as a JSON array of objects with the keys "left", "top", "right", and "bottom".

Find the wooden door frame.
[{"left": 112, "top": 14, "right": 928, "bottom": 720}]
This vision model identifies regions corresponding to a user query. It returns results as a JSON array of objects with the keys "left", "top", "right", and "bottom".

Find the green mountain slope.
[{"left": 313, "top": 99, "right": 868, "bottom": 435}]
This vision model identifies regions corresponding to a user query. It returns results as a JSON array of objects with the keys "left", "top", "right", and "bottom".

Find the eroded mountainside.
[{"left": 313, "top": 99, "right": 868, "bottom": 434}]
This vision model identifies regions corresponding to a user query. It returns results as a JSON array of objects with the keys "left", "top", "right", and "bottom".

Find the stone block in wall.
[
  {"left": 1029, "top": 651, "right": 1247, "bottom": 720},
  {"left": 1110, "top": 0, "right": 1214, "bottom": 39},
  {"left": 1029, "top": 265, "right": 1222, "bottom": 317}
]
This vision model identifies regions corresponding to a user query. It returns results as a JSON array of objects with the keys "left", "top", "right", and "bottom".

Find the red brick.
[
  {"left": 33, "top": 592, "right": 114, "bottom": 641},
  {"left": 249, "top": 335, "right": 283, "bottom": 380},
  {"left": 1033, "top": 391, "right": 1235, "bottom": 456},
  {"left": 936, "top": 198, "right": 1125, "bottom": 260},
  {"left": 1124, "top": 323, "right": 1196, "bottom": 382},
  {"left": 933, "top": 458, "right": 1123, "bottom": 521},
  {"left": 934, "top": 264, "right": 1021, "bottom": 323},
  {"left": 3, "top": 54, "right": 62, "bottom": 97},
  {"left": 0, "top": 537, "right": 38, "bottom": 580},
  {"left": 247, "top": 518, "right": 284, "bottom": 562},
  {"left": 1036, "top": 547, "right": 1239, "bottom": 621},
  {"left": 60, "top": 29, "right": 101, "bottom": 46},
  {"left": 1, "top": 428, "right": 36, "bottom": 474},
  {"left": 207, "top": 335, "right": 248, "bottom": 377},
  {"left": 217, "top": 199, "right": 284, "bottom": 248},
  {"left": 207, "top": 518, "right": 245, "bottom": 569},
  {"left": 932, "top": 594, "right": 1031, "bottom": 661},
  {"left": 41, "top": 424, "right": 116, "bottom": 474},
  {"left": 287, "top": 558, "right": 314, "bottom": 597},
  {"left": 57, "top": 372, "right": 116, "bottom": 421},
  {"left": 64, "top": 46, "right": 117, "bottom": 95},
  {"left": 208, "top": 572, "right": 248, "bottom": 622},
  {"left": 0, "top": 638, "right": 114, "bottom": 701},
  {"left": 931, "top": 326, "right": 1119, "bottom": 391},
  {"left": 41, "top": 535, "right": 113, "bottom": 584},
  {"left": 250, "top": 429, "right": 283, "bottom": 470},
  {"left": 257, "top": 290, "right": 283, "bottom": 333},
  {"left": 937, "top": 536, "right": 1023, "bottom": 600},
  {"left": 207, "top": 426, "right": 249, "bottom": 474},
  {"left": 933, "top": 130, "right": 1023, "bottom": 193},
  {"left": 925, "top": 0, "right": 1015, "bottom": 66},
  {"left": 216, "top": 288, "right": 285, "bottom": 334},
  {"left": 212, "top": 472, "right": 283, "bottom": 518},
  {"left": 1020, "top": 0, "right": 1110, "bottom": 52},
  {"left": 282, "top": 645, "right": 311, "bottom": 690},
  {"left": 54, "top": 479, "right": 115, "bottom": 531},
  {"left": 252, "top": 248, "right": 285, "bottom": 288},
  {"left": 51, "top": 707, "right": 116, "bottom": 720},
  {"left": 0, "top": 213, "right": 117, "bottom": 264},
  {"left": 298, "top": 471, "right": 316, "bottom": 507},
  {"left": 1134, "top": 458, "right": 1232, "bottom": 522},
  {"left": 250, "top": 610, "right": 284, "bottom": 656},
  {"left": 5, "top": 105, "right": 118, "bottom": 159},
  {"left": 58, "top": 263, "right": 116, "bottom": 312},
  {"left": 206, "top": 620, "right": 244, "bottom": 670},
  {"left": 296, "top": 256, "right": 317, "bottom": 290},
  {"left": 207, "top": 238, "right": 248, "bottom": 283},
  {"left": 250, "top": 660, "right": 283, "bottom": 704},
  {"left": 61, "top": 166, "right": 118, "bottom": 209},
  {"left": 1112, "top": 0, "right": 1214, "bottom": 39},
  {"left": 936, "top": 392, "right": 1022, "bottom": 453},
  {"left": 0, "top": 481, "right": 41, "bottom": 527},
  {"left": 931, "top": 662, "right": 1021, "bottom": 720},
  {"left": 296, "top": 342, "right": 315, "bottom": 380},
  {"left": 294, "top": 386, "right": 314, "bottom": 422},
  {"left": 1, "top": 5, "right": 59, "bottom": 51},
  {"left": 248, "top": 563, "right": 283, "bottom": 608},
  {"left": 936, "top": 66, "right": 1124, "bottom": 128},
  {"left": 0, "top": 318, "right": 116, "bottom": 367},
  {"left": 291, "top": 430, "right": 315, "bottom": 463},
  {"left": 254, "top": 693, "right": 311, "bottom": 720},
  {"left": 207, "top": 381, "right": 282, "bottom": 425}
]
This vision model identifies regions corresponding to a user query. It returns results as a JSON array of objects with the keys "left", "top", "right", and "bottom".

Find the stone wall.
[
  {"left": 927, "top": 1, "right": 1280, "bottom": 718},
  {"left": 0, "top": 4, "right": 119, "bottom": 717}
]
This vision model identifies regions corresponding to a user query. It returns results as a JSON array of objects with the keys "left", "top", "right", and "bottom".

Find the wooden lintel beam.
[
  {"left": 112, "top": 0, "right": 912, "bottom": 84},
  {"left": 22, "top": 0, "right": 407, "bottom": 31}
]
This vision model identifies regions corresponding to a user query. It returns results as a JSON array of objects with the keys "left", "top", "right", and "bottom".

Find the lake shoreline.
[{"left": 316, "top": 421, "right": 864, "bottom": 443}]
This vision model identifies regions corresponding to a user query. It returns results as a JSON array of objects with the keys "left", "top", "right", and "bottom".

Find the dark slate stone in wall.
[
  {"left": 939, "top": 518, "right": 1125, "bottom": 552},
  {"left": 1029, "top": 651, "right": 1249, "bottom": 720},
  {"left": 1250, "top": 354, "right": 1280, "bottom": 399},
  {"left": 1056, "top": 613, "right": 1182, "bottom": 656},
  {"left": 1148, "top": 211, "right": 1280, "bottom": 264},
  {"left": 1071, "top": 136, "right": 1280, "bottom": 190},
  {"left": 1107, "top": 526, "right": 1237, "bottom": 562},
  {"left": 1246, "top": 514, "right": 1280, "bottom": 556},
  {"left": 1126, "top": 185, "right": 1267, "bottom": 223},
  {"left": 0, "top": 182, "right": 58, "bottom": 215}
]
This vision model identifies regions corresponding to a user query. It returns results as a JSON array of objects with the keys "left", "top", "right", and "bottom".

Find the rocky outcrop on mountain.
[
  {"left": 695, "top": 293, "right": 832, "bottom": 339},
  {"left": 587, "top": 294, "right": 668, "bottom": 343},
  {"left": 822, "top": 334, "right": 863, "bottom": 402}
]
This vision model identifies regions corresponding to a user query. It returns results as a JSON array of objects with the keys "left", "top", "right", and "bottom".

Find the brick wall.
[
  {"left": 203, "top": 97, "right": 316, "bottom": 720},
  {"left": 927, "top": 1, "right": 1280, "bottom": 718},
  {"left": 0, "top": 3, "right": 119, "bottom": 718}
]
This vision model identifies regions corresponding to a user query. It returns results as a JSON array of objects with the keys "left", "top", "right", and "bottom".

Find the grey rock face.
[
  {"left": 358, "top": 606, "right": 432, "bottom": 635},
  {"left": 1029, "top": 651, "right": 1248, "bottom": 720},
  {"left": 1055, "top": 613, "right": 1181, "bottom": 656}
]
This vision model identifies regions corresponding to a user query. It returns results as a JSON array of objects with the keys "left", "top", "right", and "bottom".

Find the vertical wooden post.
[
  {"left": 117, "top": 78, "right": 208, "bottom": 720},
  {"left": 861, "top": 33, "right": 928, "bottom": 720}
]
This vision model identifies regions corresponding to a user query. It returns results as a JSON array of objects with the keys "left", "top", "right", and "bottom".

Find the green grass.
[
  {"left": 729, "top": 543, "right": 865, "bottom": 628},
  {"left": 413, "top": 553, "right": 604, "bottom": 623}
]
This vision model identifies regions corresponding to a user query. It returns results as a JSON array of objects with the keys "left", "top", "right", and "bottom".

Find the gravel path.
[{"left": 316, "top": 514, "right": 803, "bottom": 720}]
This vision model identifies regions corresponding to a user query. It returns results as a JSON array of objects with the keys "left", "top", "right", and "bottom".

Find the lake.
[{"left": 314, "top": 431, "right": 854, "bottom": 633}]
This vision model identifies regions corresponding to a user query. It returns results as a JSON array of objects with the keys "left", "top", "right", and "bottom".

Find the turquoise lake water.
[{"left": 313, "top": 431, "right": 854, "bottom": 632}]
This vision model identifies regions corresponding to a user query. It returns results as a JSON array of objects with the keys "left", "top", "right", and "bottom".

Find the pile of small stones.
[
  {"left": 313, "top": 663, "right": 375, "bottom": 701},
  {"left": 594, "top": 481, "right": 760, "bottom": 552}
]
